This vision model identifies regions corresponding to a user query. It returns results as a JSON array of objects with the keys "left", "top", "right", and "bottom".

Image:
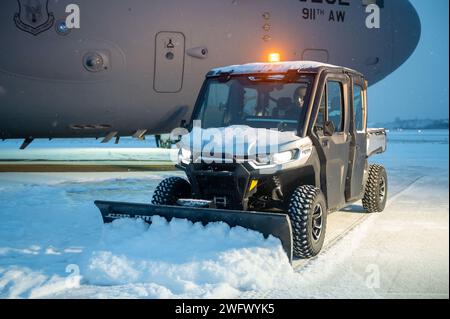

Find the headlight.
[
  {"left": 178, "top": 147, "right": 192, "bottom": 164},
  {"left": 272, "top": 150, "right": 295, "bottom": 164},
  {"left": 255, "top": 150, "right": 295, "bottom": 166}
]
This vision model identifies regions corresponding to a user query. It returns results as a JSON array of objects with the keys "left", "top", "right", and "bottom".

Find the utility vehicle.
[{"left": 96, "top": 61, "right": 387, "bottom": 262}]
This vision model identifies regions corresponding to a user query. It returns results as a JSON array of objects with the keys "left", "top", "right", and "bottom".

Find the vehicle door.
[
  {"left": 312, "top": 73, "right": 351, "bottom": 210},
  {"left": 346, "top": 75, "right": 368, "bottom": 201}
]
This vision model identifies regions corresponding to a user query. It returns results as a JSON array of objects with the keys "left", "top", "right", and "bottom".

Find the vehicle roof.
[{"left": 209, "top": 61, "right": 361, "bottom": 77}]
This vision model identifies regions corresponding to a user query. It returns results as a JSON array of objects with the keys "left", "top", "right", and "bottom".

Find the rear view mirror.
[{"left": 324, "top": 120, "right": 336, "bottom": 136}]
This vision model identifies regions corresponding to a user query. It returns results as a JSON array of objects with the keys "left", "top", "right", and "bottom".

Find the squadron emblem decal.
[{"left": 14, "top": 0, "right": 55, "bottom": 36}]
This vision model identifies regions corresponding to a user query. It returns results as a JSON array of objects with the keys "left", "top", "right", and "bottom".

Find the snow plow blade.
[{"left": 95, "top": 201, "right": 293, "bottom": 263}]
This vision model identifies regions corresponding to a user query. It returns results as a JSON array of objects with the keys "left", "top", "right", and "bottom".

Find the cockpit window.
[{"left": 194, "top": 75, "right": 312, "bottom": 131}]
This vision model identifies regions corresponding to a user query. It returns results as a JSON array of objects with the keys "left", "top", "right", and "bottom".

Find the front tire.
[
  {"left": 288, "top": 185, "right": 327, "bottom": 259},
  {"left": 363, "top": 164, "right": 388, "bottom": 213},
  {"left": 152, "top": 177, "right": 191, "bottom": 206}
]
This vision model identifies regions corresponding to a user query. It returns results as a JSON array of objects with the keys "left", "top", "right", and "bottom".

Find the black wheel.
[
  {"left": 287, "top": 185, "right": 327, "bottom": 259},
  {"left": 151, "top": 177, "right": 191, "bottom": 206},
  {"left": 363, "top": 164, "right": 388, "bottom": 213}
]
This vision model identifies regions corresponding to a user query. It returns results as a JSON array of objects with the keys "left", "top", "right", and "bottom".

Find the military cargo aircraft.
[{"left": 0, "top": 0, "right": 420, "bottom": 148}]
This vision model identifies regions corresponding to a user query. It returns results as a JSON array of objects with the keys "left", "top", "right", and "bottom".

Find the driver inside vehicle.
[
  {"left": 294, "top": 84, "right": 308, "bottom": 108},
  {"left": 272, "top": 84, "right": 308, "bottom": 119}
]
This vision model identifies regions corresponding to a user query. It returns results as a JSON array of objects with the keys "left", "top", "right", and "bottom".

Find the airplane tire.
[
  {"left": 363, "top": 164, "right": 388, "bottom": 213},
  {"left": 288, "top": 185, "right": 327, "bottom": 259},
  {"left": 152, "top": 177, "right": 191, "bottom": 206}
]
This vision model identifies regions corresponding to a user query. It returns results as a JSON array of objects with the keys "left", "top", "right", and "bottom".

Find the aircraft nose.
[{"left": 391, "top": 0, "right": 421, "bottom": 69}]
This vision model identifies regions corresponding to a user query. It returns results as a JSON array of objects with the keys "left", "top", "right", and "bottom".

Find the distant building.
[{"left": 371, "top": 119, "right": 449, "bottom": 130}]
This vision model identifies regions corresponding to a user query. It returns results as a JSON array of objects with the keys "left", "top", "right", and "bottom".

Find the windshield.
[{"left": 193, "top": 75, "right": 313, "bottom": 132}]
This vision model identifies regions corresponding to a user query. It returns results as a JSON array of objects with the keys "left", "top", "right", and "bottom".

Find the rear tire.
[
  {"left": 288, "top": 185, "right": 327, "bottom": 259},
  {"left": 152, "top": 177, "right": 191, "bottom": 206},
  {"left": 363, "top": 164, "right": 388, "bottom": 213}
]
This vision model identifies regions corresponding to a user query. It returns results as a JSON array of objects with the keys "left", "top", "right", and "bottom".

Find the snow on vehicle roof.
[{"left": 210, "top": 61, "right": 357, "bottom": 75}]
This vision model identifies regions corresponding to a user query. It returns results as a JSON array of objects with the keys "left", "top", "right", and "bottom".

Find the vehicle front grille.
[
  {"left": 195, "top": 175, "right": 237, "bottom": 197},
  {"left": 189, "top": 163, "right": 251, "bottom": 210}
]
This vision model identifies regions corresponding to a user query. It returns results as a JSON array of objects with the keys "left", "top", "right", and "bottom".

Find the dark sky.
[{"left": 368, "top": 0, "right": 449, "bottom": 123}]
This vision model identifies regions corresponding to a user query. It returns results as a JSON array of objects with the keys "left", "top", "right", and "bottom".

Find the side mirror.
[{"left": 324, "top": 120, "right": 336, "bottom": 136}]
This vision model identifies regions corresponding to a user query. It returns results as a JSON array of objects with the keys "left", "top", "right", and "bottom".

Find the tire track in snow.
[
  {"left": 240, "top": 175, "right": 427, "bottom": 299},
  {"left": 292, "top": 175, "right": 425, "bottom": 271}
]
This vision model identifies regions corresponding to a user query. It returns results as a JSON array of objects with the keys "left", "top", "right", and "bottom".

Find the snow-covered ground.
[{"left": 0, "top": 130, "right": 448, "bottom": 299}]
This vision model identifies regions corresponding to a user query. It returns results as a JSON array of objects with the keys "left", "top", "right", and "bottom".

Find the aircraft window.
[
  {"left": 327, "top": 81, "right": 343, "bottom": 132},
  {"left": 354, "top": 85, "right": 364, "bottom": 131}
]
